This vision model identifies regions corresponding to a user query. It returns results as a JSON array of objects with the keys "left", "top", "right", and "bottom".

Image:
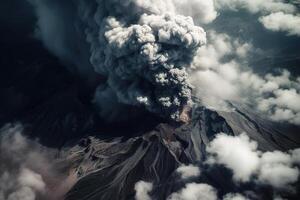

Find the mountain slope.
[{"left": 65, "top": 106, "right": 300, "bottom": 200}]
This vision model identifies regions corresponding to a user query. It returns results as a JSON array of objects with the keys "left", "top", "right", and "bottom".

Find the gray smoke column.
[
  {"left": 27, "top": 0, "right": 207, "bottom": 120},
  {"left": 78, "top": 0, "right": 207, "bottom": 120}
]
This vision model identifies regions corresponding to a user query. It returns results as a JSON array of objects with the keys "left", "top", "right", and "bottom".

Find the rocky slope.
[{"left": 64, "top": 106, "right": 300, "bottom": 200}]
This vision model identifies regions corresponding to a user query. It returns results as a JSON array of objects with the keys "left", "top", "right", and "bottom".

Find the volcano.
[{"left": 57, "top": 103, "right": 299, "bottom": 200}]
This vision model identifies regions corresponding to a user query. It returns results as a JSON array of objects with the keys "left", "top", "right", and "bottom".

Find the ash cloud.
[
  {"left": 27, "top": 0, "right": 300, "bottom": 124},
  {"left": 0, "top": 123, "right": 76, "bottom": 200},
  {"left": 214, "top": 0, "right": 300, "bottom": 36},
  {"left": 79, "top": 0, "right": 206, "bottom": 120},
  {"left": 28, "top": 0, "right": 207, "bottom": 121}
]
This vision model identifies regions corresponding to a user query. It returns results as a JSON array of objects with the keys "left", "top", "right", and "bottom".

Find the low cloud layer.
[
  {"left": 214, "top": 0, "right": 300, "bottom": 37},
  {"left": 176, "top": 164, "right": 201, "bottom": 180},
  {"left": 206, "top": 133, "right": 260, "bottom": 182},
  {"left": 215, "top": 0, "right": 296, "bottom": 14},
  {"left": 133, "top": 132, "right": 300, "bottom": 200},
  {"left": 167, "top": 183, "right": 217, "bottom": 200},
  {"left": 206, "top": 133, "right": 300, "bottom": 188},
  {"left": 223, "top": 193, "right": 248, "bottom": 200},
  {"left": 259, "top": 12, "right": 300, "bottom": 36},
  {"left": 134, "top": 181, "right": 153, "bottom": 200},
  {"left": 0, "top": 123, "right": 76, "bottom": 200},
  {"left": 190, "top": 30, "right": 300, "bottom": 125}
]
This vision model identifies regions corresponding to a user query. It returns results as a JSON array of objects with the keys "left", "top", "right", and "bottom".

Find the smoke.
[
  {"left": 0, "top": 168, "right": 45, "bottom": 200},
  {"left": 0, "top": 123, "right": 76, "bottom": 200},
  {"left": 78, "top": 0, "right": 207, "bottom": 120},
  {"left": 27, "top": 0, "right": 300, "bottom": 124},
  {"left": 27, "top": 0, "right": 96, "bottom": 80},
  {"left": 27, "top": 0, "right": 207, "bottom": 121}
]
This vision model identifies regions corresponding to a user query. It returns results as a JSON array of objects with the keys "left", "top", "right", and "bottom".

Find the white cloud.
[
  {"left": 223, "top": 193, "right": 248, "bottom": 200},
  {"left": 134, "top": 181, "right": 153, "bottom": 200},
  {"left": 190, "top": 70, "right": 238, "bottom": 111},
  {"left": 256, "top": 87, "right": 300, "bottom": 125},
  {"left": 259, "top": 12, "right": 300, "bottom": 36},
  {"left": 258, "top": 151, "right": 299, "bottom": 188},
  {"left": 176, "top": 165, "right": 201, "bottom": 179},
  {"left": 190, "top": 31, "right": 245, "bottom": 111},
  {"left": 206, "top": 133, "right": 300, "bottom": 188},
  {"left": 214, "top": 0, "right": 300, "bottom": 37},
  {"left": 190, "top": 30, "right": 300, "bottom": 125},
  {"left": 167, "top": 183, "right": 217, "bottom": 200},
  {"left": 206, "top": 133, "right": 260, "bottom": 182},
  {"left": 291, "top": 148, "right": 300, "bottom": 164},
  {"left": 174, "top": 0, "right": 217, "bottom": 24},
  {"left": 215, "top": 0, "right": 296, "bottom": 14}
]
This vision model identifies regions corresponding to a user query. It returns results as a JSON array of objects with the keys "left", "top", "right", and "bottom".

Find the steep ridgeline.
[{"left": 65, "top": 106, "right": 299, "bottom": 200}]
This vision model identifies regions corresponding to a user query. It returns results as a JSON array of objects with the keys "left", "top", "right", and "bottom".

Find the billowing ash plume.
[
  {"left": 77, "top": 0, "right": 206, "bottom": 120},
  {"left": 27, "top": 0, "right": 300, "bottom": 124}
]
